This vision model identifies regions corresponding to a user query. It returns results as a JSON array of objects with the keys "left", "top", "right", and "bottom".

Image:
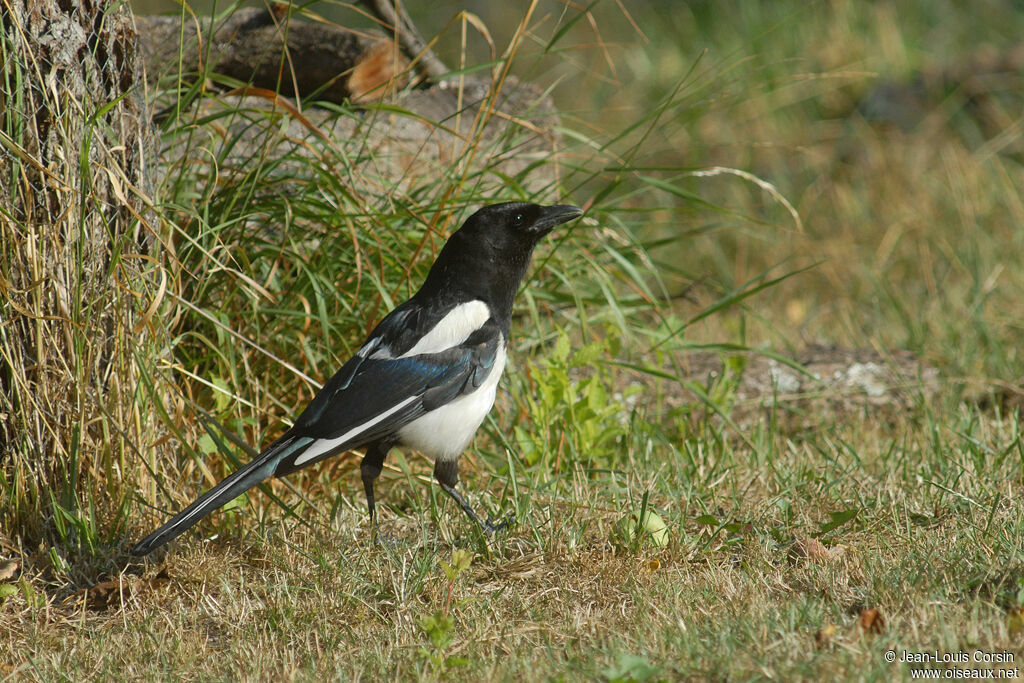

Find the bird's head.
[
  {"left": 419, "top": 202, "right": 584, "bottom": 323},
  {"left": 451, "top": 202, "right": 583, "bottom": 255}
]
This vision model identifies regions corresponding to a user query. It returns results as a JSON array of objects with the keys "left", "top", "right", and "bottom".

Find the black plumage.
[{"left": 132, "top": 202, "right": 583, "bottom": 555}]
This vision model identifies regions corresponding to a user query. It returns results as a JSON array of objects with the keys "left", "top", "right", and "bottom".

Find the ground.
[{"left": 3, "top": 0, "right": 1024, "bottom": 680}]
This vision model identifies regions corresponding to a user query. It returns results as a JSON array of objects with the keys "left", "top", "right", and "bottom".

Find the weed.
[
  {"left": 417, "top": 549, "right": 475, "bottom": 675},
  {"left": 2, "top": 0, "right": 1023, "bottom": 679}
]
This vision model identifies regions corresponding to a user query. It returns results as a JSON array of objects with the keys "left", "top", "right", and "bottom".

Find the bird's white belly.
[{"left": 397, "top": 345, "right": 506, "bottom": 461}]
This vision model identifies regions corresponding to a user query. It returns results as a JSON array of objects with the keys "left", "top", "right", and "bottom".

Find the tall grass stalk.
[{"left": 120, "top": 2, "right": 782, "bottom": 550}]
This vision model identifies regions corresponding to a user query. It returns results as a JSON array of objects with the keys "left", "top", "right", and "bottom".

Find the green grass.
[{"left": 3, "top": 0, "right": 1024, "bottom": 679}]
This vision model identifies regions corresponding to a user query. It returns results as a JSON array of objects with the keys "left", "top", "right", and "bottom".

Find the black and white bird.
[{"left": 132, "top": 202, "right": 583, "bottom": 555}]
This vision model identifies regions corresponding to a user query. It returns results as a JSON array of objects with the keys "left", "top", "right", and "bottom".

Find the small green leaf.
[
  {"left": 20, "top": 579, "right": 44, "bottom": 608},
  {"left": 197, "top": 432, "right": 217, "bottom": 456},
  {"left": 570, "top": 341, "right": 605, "bottom": 367},
  {"left": 450, "top": 549, "right": 473, "bottom": 574},
  {"left": 553, "top": 332, "right": 571, "bottom": 364},
  {"left": 611, "top": 510, "right": 670, "bottom": 549},
  {"left": 210, "top": 376, "right": 232, "bottom": 412},
  {"left": 419, "top": 611, "right": 454, "bottom": 650},
  {"left": 220, "top": 493, "right": 246, "bottom": 512},
  {"left": 602, "top": 653, "right": 660, "bottom": 682},
  {"left": 817, "top": 508, "right": 859, "bottom": 536},
  {"left": 640, "top": 511, "right": 670, "bottom": 548}
]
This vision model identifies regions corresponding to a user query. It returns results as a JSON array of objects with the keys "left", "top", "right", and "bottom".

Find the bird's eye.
[{"left": 513, "top": 213, "right": 524, "bottom": 224}]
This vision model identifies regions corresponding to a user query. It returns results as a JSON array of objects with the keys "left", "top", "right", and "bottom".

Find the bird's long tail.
[{"left": 131, "top": 434, "right": 312, "bottom": 555}]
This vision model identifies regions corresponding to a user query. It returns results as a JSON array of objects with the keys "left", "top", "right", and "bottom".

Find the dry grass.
[
  {"left": 0, "top": 0, "right": 170, "bottom": 550},
  {"left": 3, "top": 0, "right": 1024, "bottom": 680},
  {"left": 4, "top": 408, "right": 1023, "bottom": 679}
]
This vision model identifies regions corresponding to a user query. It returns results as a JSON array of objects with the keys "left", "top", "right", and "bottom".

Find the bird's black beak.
[{"left": 532, "top": 204, "right": 584, "bottom": 235}]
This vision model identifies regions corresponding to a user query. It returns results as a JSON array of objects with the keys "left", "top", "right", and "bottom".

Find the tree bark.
[{"left": 0, "top": 0, "right": 165, "bottom": 544}]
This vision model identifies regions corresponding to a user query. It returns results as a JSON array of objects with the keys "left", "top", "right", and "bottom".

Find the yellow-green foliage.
[{"left": 2, "top": 1, "right": 1023, "bottom": 679}]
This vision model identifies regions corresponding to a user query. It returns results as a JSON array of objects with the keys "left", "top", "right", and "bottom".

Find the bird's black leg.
[
  {"left": 361, "top": 440, "right": 392, "bottom": 536},
  {"left": 433, "top": 459, "right": 513, "bottom": 535}
]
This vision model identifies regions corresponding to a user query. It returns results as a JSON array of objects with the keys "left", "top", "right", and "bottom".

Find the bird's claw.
[
  {"left": 372, "top": 529, "right": 397, "bottom": 547},
  {"left": 481, "top": 511, "right": 515, "bottom": 536}
]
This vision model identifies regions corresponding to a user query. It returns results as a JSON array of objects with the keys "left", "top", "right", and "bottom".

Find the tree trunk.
[
  {"left": 0, "top": 0, "right": 165, "bottom": 546},
  {"left": 0, "top": 0, "right": 563, "bottom": 552}
]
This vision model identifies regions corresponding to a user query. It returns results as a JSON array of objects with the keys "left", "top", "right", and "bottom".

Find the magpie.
[{"left": 132, "top": 202, "right": 583, "bottom": 555}]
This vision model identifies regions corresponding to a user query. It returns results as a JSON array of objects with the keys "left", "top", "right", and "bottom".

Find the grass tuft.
[{"left": 2, "top": 0, "right": 1023, "bottom": 678}]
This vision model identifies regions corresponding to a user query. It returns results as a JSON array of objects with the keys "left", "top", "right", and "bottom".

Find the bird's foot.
[
  {"left": 368, "top": 516, "right": 397, "bottom": 547},
  {"left": 372, "top": 529, "right": 397, "bottom": 548},
  {"left": 436, "top": 479, "right": 514, "bottom": 537},
  {"left": 481, "top": 510, "right": 515, "bottom": 536}
]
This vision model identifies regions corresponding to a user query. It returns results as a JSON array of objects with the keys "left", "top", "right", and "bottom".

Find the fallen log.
[
  {"left": 135, "top": 6, "right": 564, "bottom": 197},
  {"left": 135, "top": 7, "right": 409, "bottom": 104}
]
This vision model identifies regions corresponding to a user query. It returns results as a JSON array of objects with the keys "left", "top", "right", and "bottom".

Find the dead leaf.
[
  {"left": 149, "top": 567, "right": 171, "bottom": 588},
  {"left": 348, "top": 40, "right": 410, "bottom": 104},
  {"left": 70, "top": 579, "right": 126, "bottom": 610},
  {"left": 0, "top": 560, "right": 18, "bottom": 581},
  {"left": 858, "top": 608, "right": 885, "bottom": 635},
  {"left": 815, "top": 623, "right": 838, "bottom": 647},
  {"left": 65, "top": 569, "right": 170, "bottom": 611},
  {"left": 792, "top": 537, "right": 846, "bottom": 563}
]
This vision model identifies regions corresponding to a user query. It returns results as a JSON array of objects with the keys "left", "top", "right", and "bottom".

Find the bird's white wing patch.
[
  {"left": 401, "top": 300, "right": 490, "bottom": 357},
  {"left": 292, "top": 394, "right": 419, "bottom": 466}
]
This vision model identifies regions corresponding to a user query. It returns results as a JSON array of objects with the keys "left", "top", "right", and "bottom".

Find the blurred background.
[{"left": 129, "top": 0, "right": 1024, "bottom": 387}]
